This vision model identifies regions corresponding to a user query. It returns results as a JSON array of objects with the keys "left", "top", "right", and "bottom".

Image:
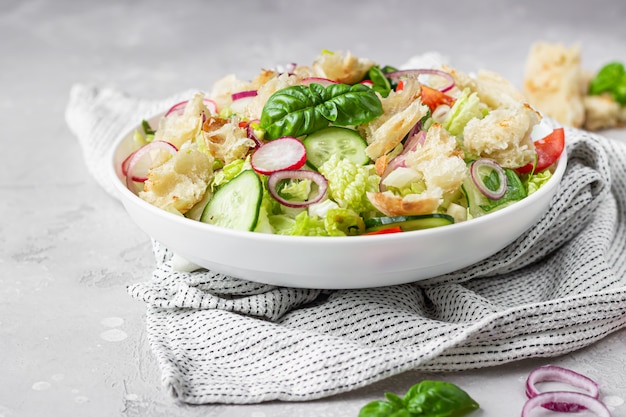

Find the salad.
[{"left": 122, "top": 50, "right": 565, "bottom": 237}]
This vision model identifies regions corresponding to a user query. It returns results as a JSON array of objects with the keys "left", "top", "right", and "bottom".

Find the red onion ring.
[
  {"left": 267, "top": 170, "right": 328, "bottom": 208},
  {"left": 231, "top": 90, "right": 258, "bottom": 101},
  {"left": 526, "top": 365, "right": 600, "bottom": 412},
  {"left": 521, "top": 391, "right": 610, "bottom": 417},
  {"left": 164, "top": 98, "right": 218, "bottom": 117},
  {"left": 300, "top": 77, "right": 338, "bottom": 87},
  {"left": 385, "top": 68, "right": 455, "bottom": 92},
  {"left": 124, "top": 141, "right": 177, "bottom": 193},
  {"left": 469, "top": 158, "right": 507, "bottom": 200}
]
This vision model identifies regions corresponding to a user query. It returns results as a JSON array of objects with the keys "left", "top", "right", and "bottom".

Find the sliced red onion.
[
  {"left": 385, "top": 68, "right": 455, "bottom": 92},
  {"left": 250, "top": 137, "right": 306, "bottom": 175},
  {"left": 246, "top": 119, "right": 264, "bottom": 148},
  {"left": 267, "top": 170, "right": 328, "bottom": 208},
  {"left": 379, "top": 130, "right": 426, "bottom": 192},
  {"left": 300, "top": 77, "right": 338, "bottom": 87},
  {"left": 469, "top": 158, "right": 507, "bottom": 200},
  {"left": 124, "top": 141, "right": 177, "bottom": 192},
  {"left": 521, "top": 392, "right": 610, "bottom": 417},
  {"left": 231, "top": 90, "right": 258, "bottom": 101},
  {"left": 164, "top": 98, "right": 218, "bottom": 117},
  {"left": 360, "top": 80, "right": 374, "bottom": 87},
  {"left": 526, "top": 365, "right": 600, "bottom": 412}
]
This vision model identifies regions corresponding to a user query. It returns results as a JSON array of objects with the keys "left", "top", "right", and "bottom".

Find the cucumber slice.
[
  {"left": 200, "top": 170, "right": 263, "bottom": 231},
  {"left": 303, "top": 126, "right": 369, "bottom": 170},
  {"left": 364, "top": 214, "right": 454, "bottom": 232}
]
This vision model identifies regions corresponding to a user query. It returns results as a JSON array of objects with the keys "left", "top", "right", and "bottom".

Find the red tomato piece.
[
  {"left": 516, "top": 127, "right": 565, "bottom": 174},
  {"left": 363, "top": 226, "right": 403, "bottom": 235},
  {"left": 420, "top": 84, "right": 455, "bottom": 112}
]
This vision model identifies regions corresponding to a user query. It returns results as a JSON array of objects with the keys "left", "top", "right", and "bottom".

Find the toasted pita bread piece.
[{"left": 522, "top": 42, "right": 586, "bottom": 128}]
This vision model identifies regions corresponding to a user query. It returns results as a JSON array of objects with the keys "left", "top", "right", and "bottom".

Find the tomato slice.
[
  {"left": 516, "top": 127, "right": 565, "bottom": 174},
  {"left": 363, "top": 226, "right": 403, "bottom": 235},
  {"left": 420, "top": 84, "right": 455, "bottom": 112}
]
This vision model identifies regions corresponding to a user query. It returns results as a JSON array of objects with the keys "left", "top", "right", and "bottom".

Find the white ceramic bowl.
[{"left": 109, "top": 115, "right": 568, "bottom": 289}]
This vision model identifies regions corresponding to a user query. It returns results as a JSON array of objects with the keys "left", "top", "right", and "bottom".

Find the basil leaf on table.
[
  {"left": 259, "top": 83, "right": 383, "bottom": 139},
  {"left": 358, "top": 380, "right": 479, "bottom": 417},
  {"left": 588, "top": 61, "right": 626, "bottom": 105}
]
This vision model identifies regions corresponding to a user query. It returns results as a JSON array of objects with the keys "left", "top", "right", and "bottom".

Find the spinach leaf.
[
  {"left": 358, "top": 380, "right": 479, "bottom": 417},
  {"left": 259, "top": 83, "right": 383, "bottom": 139}
]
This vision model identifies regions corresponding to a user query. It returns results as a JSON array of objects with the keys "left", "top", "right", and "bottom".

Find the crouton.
[
  {"left": 359, "top": 78, "right": 429, "bottom": 160},
  {"left": 583, "top": 93, "right": 626, "bottom": 131},
  {"left": 367, "top": 124, "right": 466, "bottom": 217},
  {"left": 153, "top": 93, "right": 207, "bottom": 149},
  {"left": 522, "top": 42, "right": 586, "bottom": 128},
  {"left": 312, "top": 50, "right": 374, "bottom": 84},
  {"left": 139, "top": 145, "right": 214, "bottom": 214},
  {"left": 463, "top": 104, "right": 538, "bottom": 169},
  {"left": 201, "top": 117, "right": 256, "bottom": 164}
]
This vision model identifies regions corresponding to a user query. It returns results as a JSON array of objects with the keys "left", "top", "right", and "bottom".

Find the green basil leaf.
[
  {"left": 259, "top": 83, "right": 383, "bottom": 139},
  {"left": 368, "top": 65, "right": 392, "bottom": 98},
  {"left": 589, "top": 61, "right": 625, "bottom": 96},
  {"left": 404, "top": 380, "right": 479, "bottom": 417},
  {"left": 358, "top": 400, "right": 410, "bottom": 417}
]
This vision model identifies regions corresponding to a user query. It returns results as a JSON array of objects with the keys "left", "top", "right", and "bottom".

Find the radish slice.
[
  {"left": 164, "top": 98, "right": 218, "bottom": 117},
  {"left": 469, "top": 158, "right": 507, "bottom": 200},
  {"left": 526, "top": 365, "right": 600, "bottom": 412},
  {"left": 124, "top": 141, "right": 178, "bottom": 192},
  {"left": 267, "top": 170, "right": 328, "bottom": 208},
  {"left": 301, "top": 77, "right": 338, "bottom": 87},
  {"left": 386, "top": 69, "right": 455, "bottom": 92},
  {"left": 251, "top": 137, "right": 306, "bottom": 175},
  {"left": 521, "top": 392, "right": 610, "bottom": 417}
]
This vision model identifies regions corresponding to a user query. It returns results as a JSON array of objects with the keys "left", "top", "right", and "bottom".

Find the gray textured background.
[{"left": 2, "top": 0, "right": 626, "bottom": 416}]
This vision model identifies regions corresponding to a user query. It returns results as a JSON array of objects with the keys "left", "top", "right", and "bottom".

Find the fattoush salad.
[{"left": 121, "top": 50, "right": 565, "bottom": 236}]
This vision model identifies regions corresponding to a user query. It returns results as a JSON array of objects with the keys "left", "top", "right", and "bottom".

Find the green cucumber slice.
[
  {"left": 200, "top": 170, "right": 263, "bottom": 231},
  {"left": 303, "top": 126, "right": 369, "bottom": 170},
  {"left": 364, "top": 214, "right": 454, "bottom": 232}
]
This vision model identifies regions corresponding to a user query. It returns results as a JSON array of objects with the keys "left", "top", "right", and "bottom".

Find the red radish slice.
[
  {"left": 521, "top": 391, "right": 610, "bottom": 417},
  {"left": 301, "top": 77, "right": 338, "bottom": 87},
  {"left": 124, "top": 141, "right": 177, "bottom": 192},
  {"left": 267, "top": 170, "right": 328, "bottom": 208},
  {"left": 250, "top": 137, "right": 306, "bottom": 175},
  {"left": 164, "top": 98, "right": 218, "bottom": 117}
]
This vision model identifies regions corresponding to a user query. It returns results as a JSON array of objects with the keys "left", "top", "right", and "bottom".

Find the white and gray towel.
[{"left": 65, "top": 82, "right": 626, "bottom": 405}]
